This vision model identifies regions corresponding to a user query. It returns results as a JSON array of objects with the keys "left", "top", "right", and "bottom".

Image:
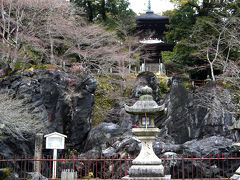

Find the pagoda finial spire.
[{"left": 147, "top": 0, "right": 151, "bottom": 12}]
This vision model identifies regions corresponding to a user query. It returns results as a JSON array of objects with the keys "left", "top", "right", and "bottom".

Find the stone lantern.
[{"left": 122, "top": 86, "right": 171, "bottom": 180}]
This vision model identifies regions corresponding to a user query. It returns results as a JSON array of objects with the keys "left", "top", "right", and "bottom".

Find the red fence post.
[
  {"left": 124, "top": 154, "right": 127, "bottom": 177},
  {"left": 104, "top": 155, "right": 106, "bottom": 180},
  {"left": 182, "top": 154, "right": 185, "bottom": 180},
  {"left": 96, "top": 154, "right": 98, "bottom": 178},
  {"left": 23, "top": 155, "right": 27, "bottom": 179}
]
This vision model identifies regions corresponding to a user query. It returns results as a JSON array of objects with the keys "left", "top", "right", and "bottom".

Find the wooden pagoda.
[{"left": 136, "top": 0, "right": 174, "bottom": 73}]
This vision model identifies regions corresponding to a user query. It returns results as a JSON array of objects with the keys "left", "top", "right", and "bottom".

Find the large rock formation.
[
  {"left": 130, "top": 71, "right": 160, "bottom": 102},
  {"left": 0, "top": 68, "right": 97, "bottom": 158},
  {"left": 1, "top": 69, "right": 239, "bottom": 178},
  {"left": 1, "top": 69, "right": 239, "bottom": 172},
  {"left": 84, "top": 122, "right": 140, "bottom": 157},
  {"left": 157, "top": 77, "right": 237, "bottom": 145},
  {"left": 82, "top": 73, "right": 238, "bottom": 179},
  {"left": 97, "top": 74, "right": 238, "bottom": 158}
]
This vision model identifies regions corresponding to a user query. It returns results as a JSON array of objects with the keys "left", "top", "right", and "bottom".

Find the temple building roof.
[
  {"left": 136, "top": 11, "right": 169, "bottom": 22},
  {"left": 136, "top": 11, "right": 170, "bottom": 36}
]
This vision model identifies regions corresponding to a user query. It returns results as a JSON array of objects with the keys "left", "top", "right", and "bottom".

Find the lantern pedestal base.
[
  {"left": 129, "top": 165, "right": 164, "bottom": 177},
  {"left": 121, "top": 128, "right": 171, "bottom": 180}
]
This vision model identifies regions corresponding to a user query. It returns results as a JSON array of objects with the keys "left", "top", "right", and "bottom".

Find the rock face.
[
  {"left": 0, "top": 68, "right": 97, "bottom": 158},
  {"left": 157, "top": 77, "right": 237, "bottom": 145},
  {"left": 130, "top": 72, "right": 160, "bottom": 102},
  {"left": 0, "top": 68, "right": 239, "bottom": 177},
  {"left": 103, "top": 102, "right": 134, "bottom": 129},
  {"left": 84, "top": 122, "right": 141, "bottom": 157},
  {"left": 91, "top": 74, "right": 238, "bottom": 179},
  {"left": 182, "top": 136, "right": 234, "bottom": 156},
  {"left": 27, "top": 172, "right": 48, "bottom": 180},
  {"left": 100, "top": 74, "right": 238, "bottom": 158}
]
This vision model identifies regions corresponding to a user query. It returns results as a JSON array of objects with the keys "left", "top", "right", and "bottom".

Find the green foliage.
[
  {"left": 74, "top": 0, "right": 136, "bottom": 39},
  {"left": 161, "top": 51, "right": 174, "bottom": 63},
  {"left": 170, "top": 0, "right": 198, "bottom": 7},
  {"left": 233, "top": 93, "right": 240, "bottom": 111},
  {"left": 166, "top": 4, "right": 198, "bottom": 66},
  {"left": 172, "top": 43, "right": 197, "bottom": 66},
  {"left": 91, "top": 75, "right": 119, "bottom": 126},
  {"left": 156, "top": 75, "right": 170, "bottom": 97},
  {"left": 12, "top": 42, "right": 44, "bottom": 70},
  {"left": 0, "top": 168, "right": 10, "bottom": 180},
  {"left": 182, "top": 81, "right": 190, "bottom": 90},
  {"left": 164, "top": 60, "right": 185, "bottom": 74},
  {"left": 74, "top": 0, "right": 135, "bottom": 23},
  {"left": 0, "top": 123, "right": 3, "bottom": 140},
  {"left": 166, "top": 4, "right": 196, "bottom": 42},
  {"left": 164, "top": 0, "right": 240, "bottom": 80},
  {"left": 91, "top": 73, "right": 136, "bottom": 126},
  {"left": 83, "top": 171, "right": 94, "bottom": 179},
  {"left": 14, "top": 62, "right": 33, "bottom": 71}
]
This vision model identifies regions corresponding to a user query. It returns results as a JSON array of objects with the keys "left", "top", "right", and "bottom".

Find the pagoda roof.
[
  {"left": 140, "top": 42, "right": 175, "bottom": 51},
  {"left": 136, "top": 11, "right": 169, "bottom": 22}
]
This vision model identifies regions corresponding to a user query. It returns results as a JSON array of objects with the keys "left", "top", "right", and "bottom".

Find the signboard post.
[{"left": 44, "top": 132, "right": 67, "bottom": 179}]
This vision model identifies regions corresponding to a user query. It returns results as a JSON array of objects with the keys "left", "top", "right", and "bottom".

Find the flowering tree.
[{"left": 0, "top": 0, "right": 134, "bottom": 75}]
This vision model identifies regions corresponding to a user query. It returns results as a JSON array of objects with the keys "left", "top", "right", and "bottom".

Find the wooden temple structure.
[{"left": 136, "top": 0, "right": 174, "bottom": 73}]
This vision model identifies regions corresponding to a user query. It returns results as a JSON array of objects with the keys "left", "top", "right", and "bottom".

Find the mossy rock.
[
  {"left": 91, "top": 74, "right": 136, "bottom": 126},
  {"left": 91, "top": 75, "right": 120, "bottom": 126},
  {"left": 155, "top": 74, "right": 170, "bottom": 96}
]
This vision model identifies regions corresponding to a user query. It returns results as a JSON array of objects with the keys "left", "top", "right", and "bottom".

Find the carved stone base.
[
  {"left": 122, "top": 128, "right": 171, "bottom": 180},
  {"left": 122, "top": 175, "right": 171, "bottom": 180},
  {"left": 129, "top": 165, "right": 164, "bottom": 177}
]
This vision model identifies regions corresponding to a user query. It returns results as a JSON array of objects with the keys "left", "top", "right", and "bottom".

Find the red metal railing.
[
  {"left": 0, "top": 153, "right": 239, "bottom": 179},
  {"left": 166, "top": 69, "right": 181, "bottom": 77}
]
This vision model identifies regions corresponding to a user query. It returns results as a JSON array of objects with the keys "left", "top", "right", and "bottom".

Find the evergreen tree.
[{"left": 165, "top": 0, "right": 240, "bottom": 79}]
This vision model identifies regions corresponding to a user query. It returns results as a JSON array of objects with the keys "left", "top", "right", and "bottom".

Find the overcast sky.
[{"left": 128, "top": 0, "right": 174, "bottom": 14}]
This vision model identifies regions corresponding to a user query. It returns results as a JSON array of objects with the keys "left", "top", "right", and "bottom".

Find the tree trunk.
[
  {"left": 50, "top": 37, "right": 55, "bottom": 65},
  {"left": 101, "top": 0, "right": 106, "bottom": 21},
  {"left": 209, "top": 62, "right": 215, "bottom": 81},
  {"left": 87, "top": 0, "right": 93, "bottom": 22}
]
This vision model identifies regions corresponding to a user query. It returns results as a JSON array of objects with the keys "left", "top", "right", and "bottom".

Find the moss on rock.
[
  {"left": 91, "top": 74, "right": 136, "bottom": 126},
  {"left": 155, "top": 74, "right": 170, "bottom": 97},
  {"left": 91, "top": 75, "right": 120, "bottom": 126}
]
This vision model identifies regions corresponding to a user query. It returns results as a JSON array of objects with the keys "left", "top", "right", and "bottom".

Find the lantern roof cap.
[{"left": 125, "top": 86, "right": 165, "bottom": 115}]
